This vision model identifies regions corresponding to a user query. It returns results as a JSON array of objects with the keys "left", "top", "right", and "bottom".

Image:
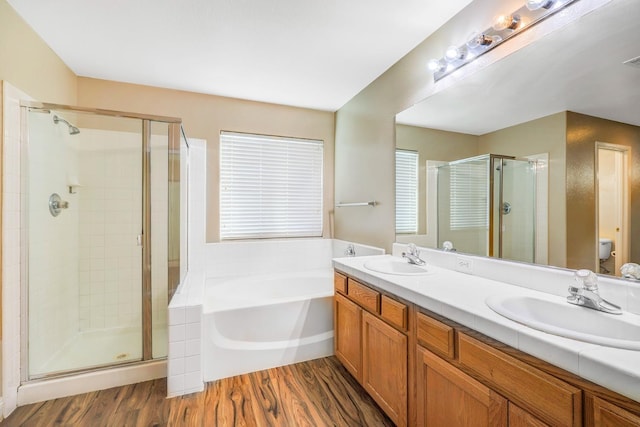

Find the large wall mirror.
[{"left": 395, "top": 0, "right": 640, "bottom": 278}]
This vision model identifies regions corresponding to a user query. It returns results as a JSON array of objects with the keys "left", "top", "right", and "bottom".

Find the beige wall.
[
  {"left": 1, "top": 0, "right": 335, "bottom": 246},
  {"left": 478, "top": 112, "right": 567, "bottom": 267},
  {"left": 566, "top": 112, "right": 640, "bottom": 270},
  {"left": 1, "top": 0, "right": 78, "bottom": 345},
  {"left": 0, "top": 0, "right": 77, "bottom": 104},
  {"left": 395, "top": 124, "right": 477, "bottom": 235},
  {"left": 77, "top": 78, "right": 335, "bottom": 242}
]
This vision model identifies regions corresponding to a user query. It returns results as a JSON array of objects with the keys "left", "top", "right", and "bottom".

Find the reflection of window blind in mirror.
[
  {"left": 220, "top": 131, "right": 323, "bottom": 239},
  {"left": 396, "top": 150, "right": 418, "bottom": 234},
  {"left": 449, "top": 161, "right": 488, "bottom": 230}
]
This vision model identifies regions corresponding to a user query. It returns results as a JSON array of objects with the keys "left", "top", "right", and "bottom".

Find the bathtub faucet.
[
  {"left": 403, "top": 243, "right": 426, "bottom": 266},
  {"left": 344, "top": 244, "right": 356, "bottom": 257}
]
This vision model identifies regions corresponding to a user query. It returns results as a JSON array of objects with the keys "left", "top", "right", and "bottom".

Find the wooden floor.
[{"left": 2, "top": 356, "right": 393, "bottom": 426}]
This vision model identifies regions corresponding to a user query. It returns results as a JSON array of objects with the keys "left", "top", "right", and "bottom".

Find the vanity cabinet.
[
  {"left": 416, "top": 345, "right": 508, "bottom": 426},
  {"left": 363, "top": 311, "right": 408, "bottom": 426},
  {"left": 333, "top": 272, "right": 409, "bottom": 427},
  {"left": 457, "top": 333, "right": 582, "bottom": 426},
  {"left": 586, "top": 395, "right": 640, "bottom": 427},
  {"left": 333, "top": 269, "right": 640, "bottom": 427},
  {"left": 508, "top": 403, "right": 549, "bottom": 427},
  {"left": 334, "top": 292, "right": 362, "bottom": 380},
  {"left": 415, "top": 312, "right": 555, "bottom": 427}
]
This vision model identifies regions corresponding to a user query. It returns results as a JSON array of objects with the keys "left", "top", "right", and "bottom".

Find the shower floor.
[{"left": 31, "top": 326, "right": 167, "bottom": 378}]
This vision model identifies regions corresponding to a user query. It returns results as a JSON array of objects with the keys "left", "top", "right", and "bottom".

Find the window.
[
  {"left": 395, "top": 149, "right": 419, "bottom": 234},
  {"left": 449, "top": 160, "right": 488, "bottom": 230},
  {"left": 220, "top": 131, "right": 323, "bottom": 239}
]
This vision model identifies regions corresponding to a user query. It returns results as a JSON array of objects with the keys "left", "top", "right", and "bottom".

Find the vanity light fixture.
[
  {"left": 427, "top": 0, "right": 579, "bottom": 82},
  {"left": 466, "top": 33, "right": 500, "bottom": 50},
  {"left": 445, "top": 45, "right": 467, "bottom": 62},
  {"left": 492, "top": 14, "right": 521, "bottom": 31},
  {"left": 526, "top": 0, "right": 557, "bottom": 10},
  {"left": 427, "top": 58, "right": 446, "bottom": 73}
]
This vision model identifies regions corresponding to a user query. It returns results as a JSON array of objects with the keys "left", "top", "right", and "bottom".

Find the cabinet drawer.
[
  {"left": 458, "top": 333, "right": 582, "bottom": 427},
  {"left": 416, "top": 312, "right": 455, "bottom": 359},
  {"left": 347, "top": 279, "right": 380, "bottom": 314},
  {"left": 381, "top": 296, "right": 407, "bottom": 331},
  {"left": 334, "top": 272, "right": 348, "bottom": 294}
]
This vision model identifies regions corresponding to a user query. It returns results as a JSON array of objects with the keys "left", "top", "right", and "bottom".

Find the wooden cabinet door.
[
  {"left": 362, "top": 312, "right": 408, "bottom": 427},
  {"left": 417, "top": 346, "right": 508, "bottom": 427},
  {"left": 334, "top": 293, "right": 362, "bottom": 381},
  {"left": 589, "top": 396, "right": 640, "bottom": 427},
  {"left": 509, "top": 403, "right": 549, "bottom": 427}
]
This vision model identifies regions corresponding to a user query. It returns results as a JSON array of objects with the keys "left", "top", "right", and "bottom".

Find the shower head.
[{"left": 53, "top": 115, "right": 80, "bottom": 135}]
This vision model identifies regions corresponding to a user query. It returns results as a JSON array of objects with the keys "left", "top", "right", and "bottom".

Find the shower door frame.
[
  {"left": 19, "top": 100, "right": 182, "bottom": 381},
  {"left": 489, "top": 155, "right": 537, "bottom": 262}
]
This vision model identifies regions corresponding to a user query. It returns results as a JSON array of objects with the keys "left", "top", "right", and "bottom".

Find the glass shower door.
[
  {"left": 27, "top": 109, "right": 144, "bottom": 378},
  {"left": 498, "top": 158, "right": 536, "bottom": 263},
  {"left": 437, "top": 155, "right": 490, "bottom": 256}
]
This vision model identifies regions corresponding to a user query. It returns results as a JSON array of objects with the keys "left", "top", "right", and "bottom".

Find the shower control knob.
[
  {"left": 49, "top": 193, "right": 69, "bottom": 217},
  {"left": 502, "top": 201, "right": 512, "bottom": 215}
]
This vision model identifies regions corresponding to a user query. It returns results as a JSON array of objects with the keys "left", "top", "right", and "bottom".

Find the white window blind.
[
  {"left": 220, "top": 131, "right": 323, "bottom": 240},
  {"left": 449, "top": 161, "right": 488, "bottom": 230},
  {"left": 396, "top": 150, "right": 419, "bottom": 234}
]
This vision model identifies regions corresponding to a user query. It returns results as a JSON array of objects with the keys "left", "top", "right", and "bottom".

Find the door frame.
[{"left": 595, "top": 141, "right": 630, "bottom": 274}]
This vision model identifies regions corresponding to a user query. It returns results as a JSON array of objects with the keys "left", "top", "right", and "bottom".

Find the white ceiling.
[
  {"left": 396, "top": 0, "right": 640, "bottom": 135},
  {"left": 8, "top": 0, "right": 473, "bottom": 111}
]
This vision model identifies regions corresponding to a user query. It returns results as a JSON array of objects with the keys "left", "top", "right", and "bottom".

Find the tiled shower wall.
[
  {"left": 27, "top": 111, "right": 80, "bottom": 374},
  {"left": 76, "top": 130, "right": 142, "bottom": 331},
  {"left": 76, "top": 131, "right": 168, "bottom": 334}
]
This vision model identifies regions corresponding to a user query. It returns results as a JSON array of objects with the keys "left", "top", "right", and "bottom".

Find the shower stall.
[
  {"left": 20, "top": 102, "right": 188, "bottom": 380},
  {"left": 437, "top": 154, "right": 536, "bottom": 263}
]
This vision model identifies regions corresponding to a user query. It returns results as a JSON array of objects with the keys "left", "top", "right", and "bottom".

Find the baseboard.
[{"left": 18, "top": 360, "right": 166, "bottom": 405}]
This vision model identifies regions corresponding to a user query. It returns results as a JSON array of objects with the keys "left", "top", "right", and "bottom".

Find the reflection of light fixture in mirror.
[
  {"left": 427, "top": 58, "right": 446, "bottom": 73},
  {"left": 526, "top": 0, "right": 556, "bottom": 10},
  {"left": 492, "top": 14, "right": 521, "bottom": 31},
  {"left": 445, "top": 45, "right": 466, "bottom": 62},
  {"left": 427, "top": 0, "right": 578, "bottom": 82},
  {"left": 466, "top": 33, "right": 499, "bottom": 50}
]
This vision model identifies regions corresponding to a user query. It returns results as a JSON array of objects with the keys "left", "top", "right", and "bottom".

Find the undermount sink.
[
  {"left": 486, "top": 294, "right": 640, "bottom": 350},
  {"left": 363, "top": 258, "right": 432, "bottom": 276}
]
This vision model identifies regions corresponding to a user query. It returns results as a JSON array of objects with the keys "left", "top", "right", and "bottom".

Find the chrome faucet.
[
  {"left": 567, "top": 269, "right": 622, "bottom": 315},
  {"left": 442, "top": 241, "right": 456, "bottom": 252},
  {"left": 402, "top": 243, "right": 426, "bottom": 266},
  {"left": 620, "top": 263, "right": 640, "bottom": 281},
  {"left": 344, "top": 244, "right": 356, "bottom": 257}
]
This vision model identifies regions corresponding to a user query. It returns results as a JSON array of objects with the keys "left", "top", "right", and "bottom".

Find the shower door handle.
[{"left": 137, "top": 234, "right": 143, "bottom": 246}]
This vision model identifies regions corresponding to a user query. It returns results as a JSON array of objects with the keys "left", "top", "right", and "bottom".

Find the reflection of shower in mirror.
[{"left": 434, "top": 154, "right": 538, "bottom": 263}]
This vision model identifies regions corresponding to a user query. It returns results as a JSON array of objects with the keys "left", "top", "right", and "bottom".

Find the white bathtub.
[{"left": 202, "top": 269, "right": 335, "bottom": 381}]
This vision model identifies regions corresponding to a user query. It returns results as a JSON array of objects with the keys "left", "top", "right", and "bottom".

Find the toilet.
[{"left": 599, "top": 238, "right": 613, "bottom": 261}]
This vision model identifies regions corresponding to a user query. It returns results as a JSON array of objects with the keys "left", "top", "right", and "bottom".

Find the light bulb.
[
  {"left": 492, "top": 14, "right": 521, "bottom": 31},
  {"left": 427, "top": 58, "right": 445, "bottom": 73},
  {"left": 444, "top": 45, "right": 466, "bottom": 62},
  {"left": 525, "top": 0, "right": 555, "bottom": 10},
  {"left": 466, "top": 33, "right": 494, "bottom": 50}
]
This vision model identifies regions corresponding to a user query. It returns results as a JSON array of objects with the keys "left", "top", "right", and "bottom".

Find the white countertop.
[{"left": 333, "top": 254, "right": 640, "bottom": 402}]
